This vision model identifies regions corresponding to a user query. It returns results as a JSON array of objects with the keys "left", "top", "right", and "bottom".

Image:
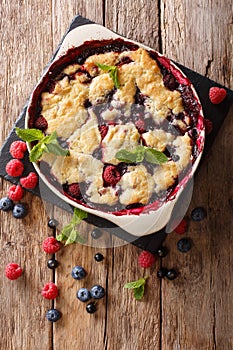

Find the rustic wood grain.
[
  {"left": 0, "top": 1, "right": 232, "bottom": 350},
  {"left": 160, "top": 1, "right": 233, "bottom": 349}
]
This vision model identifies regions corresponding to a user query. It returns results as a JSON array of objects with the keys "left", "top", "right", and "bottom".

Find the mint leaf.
[
  {"left": 15, "top": 127, "right": 44, "bottom": 142},
  {"left": 144, "top": 148, "right": 168, "bottom": 164},
  {"left": 124, "top": 277, "right": 148, "bottom": 300},
  {"left": 134, "top": 285, "right": 145, "bottom": 300},
  {"left": 115, "top": 149, "right": 137, "bottom": 163},
  {"left": 29, "top": 142, "right": 47, "bottom": 162},
  {"left": 96, "top": 62, "right": 120, "bottom": 89},
  {"left": 57, "top": 208, "right": 88, "bottom": 245},
  {"left": 46, "top": 142, "right": 70, "bottom": 156},
  {"left": 115, "top": 146, "right": 168, "bottom": 165},
  {"left": 124, "top": 277, "right": 147, "bottom": 289}
]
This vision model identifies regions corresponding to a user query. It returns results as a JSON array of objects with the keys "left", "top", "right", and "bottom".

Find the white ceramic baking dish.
[{"left": 25, "top": 24, "right": 205, "bottom": 236}]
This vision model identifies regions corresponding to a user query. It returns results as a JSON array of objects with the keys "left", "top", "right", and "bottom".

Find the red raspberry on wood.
[
  {"left": 5, "top": 263, "right": 23, "bottom": 280},
  {"left": 138, "top": 250, "right": 156, "bottom": 268},
  {"left": 204, "top": 119, "right": 213, "bottom": 135},
  {"left": 7, "top": 185, "right": 24, "bottom": 201},
  {"left": 174, "top": 218, "right": 188, "bottom": 234},
  {"left": 42, "top": 237, "right": 62, "bottom": 254},
  {"left": 41, "top": 282, "right": 59, "bottom": 300}
]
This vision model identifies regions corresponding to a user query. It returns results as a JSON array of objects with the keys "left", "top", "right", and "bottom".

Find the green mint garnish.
[
  {"left": 56, "top": 208, "right": 88, "bottom": 245},
  {"left": 15, "top": 127, "right": 69, "bottom": 162},
  {"left": 124, "top": 277, "right": 148, "bottom": 300},
  {"left": 115, "top": 146, "right": 168, "bottom": 165},
  {"left": 96, "top": 63, "right": 120, "bottom": 89}
]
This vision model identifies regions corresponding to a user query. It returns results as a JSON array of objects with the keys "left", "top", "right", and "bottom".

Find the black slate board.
[{"left": 0, "top": 15, "right": 233, "bottom": 253}]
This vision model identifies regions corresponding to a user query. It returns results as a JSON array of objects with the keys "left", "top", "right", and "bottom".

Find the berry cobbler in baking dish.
[{"left": 27, "top": 39, "right": 204, "bottom": 214}]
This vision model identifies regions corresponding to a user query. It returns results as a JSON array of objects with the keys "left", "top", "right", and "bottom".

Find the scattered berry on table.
[
  {"left": 156, "top": 246, "right": 169, "bottom": 258},
  {"left": 71, "top": 266, "right": 86, "bottom": 280},
  {"left": 0, "top": 197, "right": 14, "bottom": 212},
  {"left": 41, "top": 282, "right": 58, "bottom": 300},
  {"left": 204, "top": 119, "right": 213, "bottom": 135},
  {"left": 177, "top": 238, "right": 192, "bottom": 253},
  {"left": 46, "top": 309, "right": 61, "bottom": 322},
  {"left": 191, "top": 207, "right": 206, "bottom": 221},
  {"left": 77, "top": 288, "right": 91, "bottom": 302},
  {"left": 174, "top": 218, "right": 188, "bottom": 234},
  {"left": 48, "top": 218, "right": 59, "bottom": 229},
  {"left": 91, "top": 228, "right": 103, "bottom": 240},
  {"left": 10, "top": 140, "right": 27, "bottom": 159},
  {"left": 86, "top": 302, "right": 97, "bottom": 314},
  {"left": 157, "top": 268, "right": 168, "bottom": 279},
  {"left": 90, "top": 285, "right": 105, "bottom": 299},
  {"left": 103, "top": 165, "right": 121, "bottom": 186},
  {"left": 6, "top": 159, "right": 24, "bottom": 177},
  {"left": 42, "top": 237, "right": 62, "bottom": 254},
  {"left": 20, "top": 172, "right": 38, "bottom": 189},
  {"left": 209, "top": 87, "right": 227, "bottom": 104},
  {"left": 5, "top": 263, "right": 23, "bottom": 280},
  {"left": 34, "top": 115, "right": 48, "bottom": 131},
  {"left": 12, "top": 203, "right": 27, "bottom": 219},
  {"left": 47, "top": 258, "right": 59, "bottom": 269},
  {"left": 138, "top": 250, "right": 156, "bottom": 268},
  {"left": 166, "top": 269, "right": 178, "bottom": 280},
  {"left": 7, "top": 185, "right": 24, "bottom": 201},
  {"left": 94, "top": 253, "right": 104, "bottom": 262}
]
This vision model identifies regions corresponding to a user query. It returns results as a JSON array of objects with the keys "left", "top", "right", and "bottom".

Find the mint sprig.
[
  {"left": 115, "top": 146, "right": 168, "bottom": 165},
  {"left": 96, "top": 63, "right": 120, "bottom": 89},
  {"left": 56, "top": 208, "right": 88, "bottom": 245},
  {"left": 124, "top": 277, "right": 148, "bottom": 300},
  {"left": 15, "top": 127, "right": 69, "bottom": 162}
]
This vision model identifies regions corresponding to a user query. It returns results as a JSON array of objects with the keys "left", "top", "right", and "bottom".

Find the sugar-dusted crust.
[{"left": 29, "top": 39, "right": 203, "bottom": 212}]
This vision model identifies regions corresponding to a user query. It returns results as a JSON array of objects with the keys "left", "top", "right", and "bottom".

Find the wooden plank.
[
  {"left": 160, "top": 1, "right": 233, "bottom": 349},
  {"left": 0, "top": 1, "right": 54, "bottom": 349}
]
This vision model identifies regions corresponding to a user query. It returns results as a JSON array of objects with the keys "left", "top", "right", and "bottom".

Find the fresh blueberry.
[
  {"left": 177, "top": 238, "right": 192, "bottom": 253},
  {"left": 90, "top": 285, "right": 105, "bottom": 299},
  {"left": 47, "top": 258, "right": 59, "bottom": 269},
  {"left": 12, "top": 203, "right": 27, "bottom": 218},
  {"left": 156, "top": 247, "right": 169, "bottom": 258},
  {"left": 77, "top": 288, "right": 91, "bottom": 302},
  {"left": 86, "top": 302, "right": 97, "bottom": 314},
  {"left": 71, "top": 266, "right": 86, "bottom": 280},
  {"left": 91, "top": 228, "right": 103, "bottom": 240},
  {"left": 191, "top": 207, "right": 206, "bottom": 221},
  {"left": 94, "top": 253, "right": 104, "bottom": 262},
  {"left": 166, "top": 269, "right": 178, "bottom": 280},
  {"left": 46, "top": 308, "right": 61, "bottom": 322},
  {"left": 48, "top": 218, "right": 59, "bottom": 229},
  {"left": 0, "top": 197, "right": 14, "bottom": 212},
  {"left": 157, "top": 268, "right": 168, "bottom": 278}
]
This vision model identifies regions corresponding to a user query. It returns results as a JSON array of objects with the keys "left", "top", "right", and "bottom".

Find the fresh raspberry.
[
  {"left": 10, "top": 141, "right": 27, "bottom": 159},
  {"left": 135, "top": 119, "right": 146, "bottom": 133},
  {"left": 5, "top": 263, "right": 23, "bottom": 280},
  {"left": 209, "top": 87, "right": 227, "bottom": 104},
  {"left": 103, "top": 165, "right": 121, "bottom": 186},
  {"left": 204, "top": 119, "right": 213, "bottom": 135},
  {"left": 20, "top": 172, "right": 38, "bottom": 189},
  {"left": 34, "top": 115, "right": 48, "bottom": 130},
  {"left": 67, "top": 183, "right": 81, "bottom": 198},
  {"left": 99, "top": 125, "right": 109, "bottom": 139},
  {"left": 7, "top": 185, "right": 24, "bottom": 201},
  {"left": 138, "top": 250, "right": 156, "bottom": 268},
  {"left": 6, "top": 159, "right": 24, "bottom": 177},
  {"left": 42, "top": 237, "right": 62, "bottom": 254},
  {"left": 174, "top": 218, "right": 188, "bottom": 234},
  {"left": 41, "top": 282, "right": 59, "bottom": 300}
]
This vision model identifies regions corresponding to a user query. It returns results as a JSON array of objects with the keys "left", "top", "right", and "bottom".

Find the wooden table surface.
[{"left": 0, "top": 1, "right": 232, "bottom": 349}]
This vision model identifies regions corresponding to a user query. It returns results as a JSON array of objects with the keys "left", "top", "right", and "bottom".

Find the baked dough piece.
[
  {"left": 86, "top": 176, "right": 119, "bottom": 205},
  {"left": 142, "top": 129, "right": 175, "bottom": 152},
  {"left": 172, "top": 134, "right": 192, "bottom": 172},
  {"left": 153, "top": 161, "right": 178, "bottom": 193},
  {"left": 102, "top": 123, "right": 140, "bottom": 164},
  {"left": 119, "top": 165, "right": 155, "bottom": 205}
]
